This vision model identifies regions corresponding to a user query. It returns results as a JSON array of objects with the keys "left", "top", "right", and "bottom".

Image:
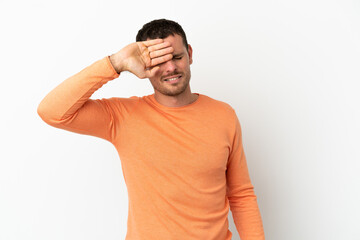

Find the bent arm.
[{"left": 37, "top": 56, "right": 121, "bottom": 142}]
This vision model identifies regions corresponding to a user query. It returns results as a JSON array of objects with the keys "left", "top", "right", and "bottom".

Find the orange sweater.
[{"left": 37, "top": 56, "right": 265, "bottom": 240}]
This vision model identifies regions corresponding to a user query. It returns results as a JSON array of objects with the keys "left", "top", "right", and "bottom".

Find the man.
[{"left": 38, "top": 19, "right": 265, "bottom": 240}]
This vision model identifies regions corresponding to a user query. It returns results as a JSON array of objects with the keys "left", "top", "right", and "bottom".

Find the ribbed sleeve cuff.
[{"left": 105, "top": 56, "right": 121, "bottom": 76}]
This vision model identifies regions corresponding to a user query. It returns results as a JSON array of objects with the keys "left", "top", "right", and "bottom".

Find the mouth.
[{"left": 163, "top": 75, "right": 182, "bottom": 84}]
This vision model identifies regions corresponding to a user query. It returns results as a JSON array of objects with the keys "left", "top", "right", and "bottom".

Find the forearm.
[
  {"left": 227, "top": 150, "right": 265, "bottom": 239},
  {"left": 228, "top": 185, "right": 265, "bottom": 240},
  {"left": 37, "top": 56, "right": 119, "bottom": 123}
]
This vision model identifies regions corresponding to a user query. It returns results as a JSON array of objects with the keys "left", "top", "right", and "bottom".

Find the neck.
[{"left": 154, "top": 91, "right": 198, "bottom": 108}]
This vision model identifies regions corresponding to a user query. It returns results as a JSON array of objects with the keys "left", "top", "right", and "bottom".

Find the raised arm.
[{"left": 37, "top": 39, "right": 174, "bottom": 142}]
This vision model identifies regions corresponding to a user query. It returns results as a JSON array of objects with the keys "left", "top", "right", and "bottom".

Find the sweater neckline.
[{"left": 145, "top": 93, "right": 202, "bottom": 111}]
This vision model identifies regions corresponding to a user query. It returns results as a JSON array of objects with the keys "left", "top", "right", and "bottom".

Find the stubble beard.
[{"left": 151, "top": 71, "right": 191, "bottom": 97}]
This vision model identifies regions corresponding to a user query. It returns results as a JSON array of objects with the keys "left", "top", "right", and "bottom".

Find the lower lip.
[{"left": 164, "top": 76, "right": 181, "bottom": 84}]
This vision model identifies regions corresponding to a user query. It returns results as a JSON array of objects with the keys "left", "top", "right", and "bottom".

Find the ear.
[{"left": 188, "top": 44, "right": 193, "bottom": 65}]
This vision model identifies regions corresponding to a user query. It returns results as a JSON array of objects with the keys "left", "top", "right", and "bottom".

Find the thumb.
[{"left": 146, "top": 66, "right": 160, "bottom": 78}]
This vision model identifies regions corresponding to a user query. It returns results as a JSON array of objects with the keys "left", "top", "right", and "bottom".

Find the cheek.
[
  {"left": 176, "top": 62, "right": 186, "bottom": 71},
  {"left": 181, "top": 58, "right": 191, "bottom": 67},
  {"left": 181, "top": 62, "right": 191, "bottom": 72}
]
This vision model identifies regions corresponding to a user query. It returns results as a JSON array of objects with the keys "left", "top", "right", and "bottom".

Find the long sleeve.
[
  {"left": 226, "top": 111, "right": 265, "bottom": 240},
  {"left": 37, "top": 56, "right": 121, "bottom": 142}
]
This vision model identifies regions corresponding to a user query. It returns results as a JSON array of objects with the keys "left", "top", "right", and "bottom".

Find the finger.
[
  {"left": 149, "top": 47, "right": 174, "bottom": 59},
  {"left": 148, "top": 41, "right": 171, "bottom": 52},
  {"left": 150, "top": 54, "right": 173, "bottom": 66},
  {"left": 142, "top": 38, "right": 163, "bottom": 47}
]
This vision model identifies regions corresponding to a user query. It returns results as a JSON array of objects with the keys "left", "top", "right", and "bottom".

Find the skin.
[{"left": 109, "top": 34, "right": 198, "bottom": 107}]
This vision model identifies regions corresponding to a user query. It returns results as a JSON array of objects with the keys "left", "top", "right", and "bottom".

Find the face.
[{"left": 148, "top": 34, "right": 193, "bottom": 97}]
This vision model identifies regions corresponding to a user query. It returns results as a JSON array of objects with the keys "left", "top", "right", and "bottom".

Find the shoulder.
[
  {"left": 103, "top": 96, "right": 140, "bottom": 104},
  {"left": 94, "top": 96, "right": 142, "bottom": 113},
  {"left": 200, "top": 94, "right": 237, "bottom": 117},
  {"left": 200, "top": 94, "right": 240, "bottom": 141}
]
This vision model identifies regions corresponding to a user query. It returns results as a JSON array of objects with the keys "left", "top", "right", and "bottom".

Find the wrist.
[{"left": 109, "top": 54, "right": 124, "bottom": 74}]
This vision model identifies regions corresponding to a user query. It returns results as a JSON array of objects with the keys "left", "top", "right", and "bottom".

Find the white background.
[{"left": 1, "top": 0, "right": 359, "bottom": 239}]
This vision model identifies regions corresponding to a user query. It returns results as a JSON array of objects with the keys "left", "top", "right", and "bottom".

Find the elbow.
[
  {"left": 37, "top": 99, "right": 72, "bottom": 128},
  {"left": 37, "top": 100, "right": 58, "bottom": 125},
  {"left": 37, "top": 100, "right": 47, "bottom": 121},
  {"left": 37, "top": 101, "right": 51, "bottom": 124}
]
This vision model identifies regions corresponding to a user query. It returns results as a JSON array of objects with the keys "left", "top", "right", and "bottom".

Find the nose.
[{"left": 163, "top": 59, "right": 176, "bottom": 73}]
